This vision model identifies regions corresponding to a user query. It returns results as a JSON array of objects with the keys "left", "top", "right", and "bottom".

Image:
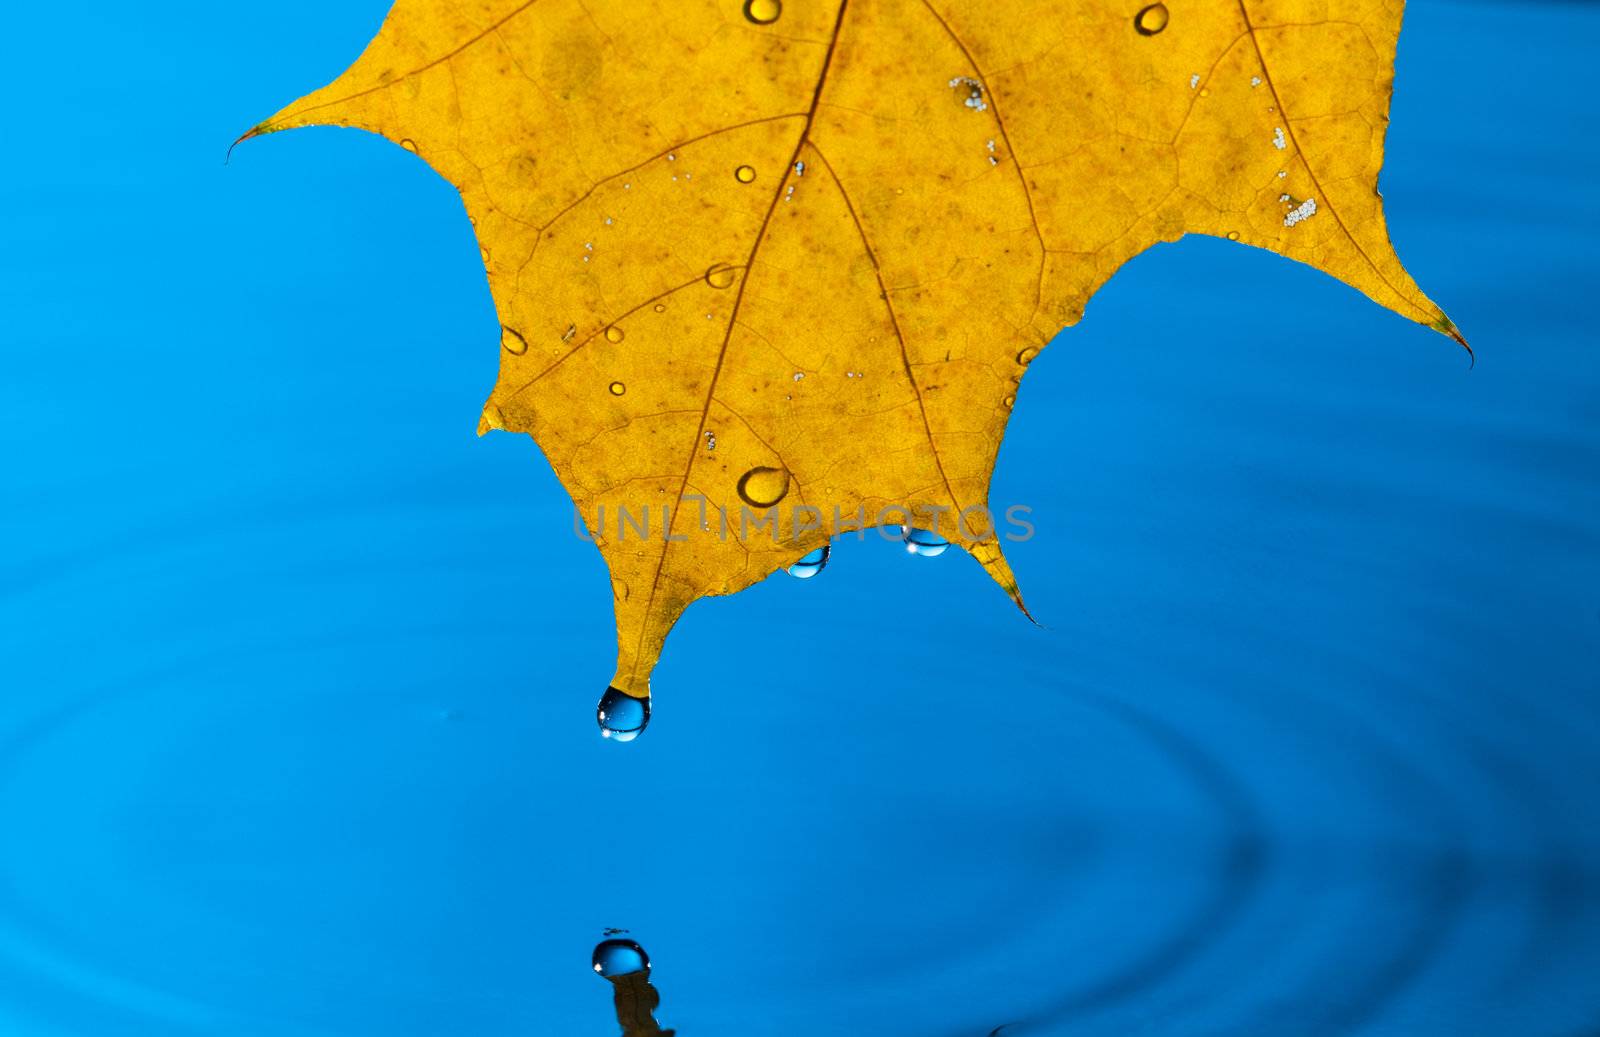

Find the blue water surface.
[{"left": 2, "top": 1, "right": 1597, "bottom": 1035}]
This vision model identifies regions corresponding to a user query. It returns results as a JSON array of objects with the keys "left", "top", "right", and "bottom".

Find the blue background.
[{"left": 2, "top": 1, "right": 1597, "bottom": 1034}]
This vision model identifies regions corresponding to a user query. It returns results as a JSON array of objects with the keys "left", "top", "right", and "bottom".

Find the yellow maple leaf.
[{"left": 243, "top": 0, "right": 1461, "bottom": 726}]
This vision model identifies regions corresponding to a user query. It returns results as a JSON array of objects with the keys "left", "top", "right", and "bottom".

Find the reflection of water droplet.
[
  {"left": 399, "top": 138, "right": 418, "bottom": 152},
  {"left": 903, "top": 526, "right": 950, "bottom": 557},
  {"left": 1227, "top": 230, "right": 1240, "bottom": 241},
  {"left": 592, "top": 938, "right": 651, "bottom": 977},
  {"left": 501, "top": 326, "right": 529, "bottom": 355},
  {"left": 608, "top": 381, "right": 626, "bottom": 396},
  {"left": 705, "top": 264, "right": 738, "bottom": 290},
  {"left": 1016, "top": 346, "right": 1038, "bottom": 366},
  {"left": 734, "top": 164, "right": 757, "bottom": 184},
  {"left": 736, "top": 466, "right": 790, "bottom": 508},
  {"left": 1133, "top": 3, "right": 1169, "bottom": 35},
  {"left": 597, "top": 687, "right": 650, "bottom": 742},
  {"left": 787, "top": 544, "right": 830, "bottom": 579},
  {"left": 605, "top": 325, "right": 625, "bottom": 343},
  {"left": 743, "top": 0, "right": 781, "bottom": 24}
]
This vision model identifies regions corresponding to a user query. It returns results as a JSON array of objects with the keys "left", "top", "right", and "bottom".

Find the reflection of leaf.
[{"left": 247, "top": 0, "right": 1460, "bottom": 698}]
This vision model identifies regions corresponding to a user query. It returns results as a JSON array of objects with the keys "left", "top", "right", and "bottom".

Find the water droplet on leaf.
[
  {"left": 903, "top": 527, "right": 950, "bottom": 557},
  {"left": 949, "top": 75, "right": 988, "bottom": 112},
  {"left": 705, "top": 264, "right": 738, "bottom": 290},
  {"left": 734, "top": 164, "right": 757, "bottom": 184},
  {"left": 608, "top": 381, "right": 626, "bottom": 396},
  {"left": 597, "top": 687, "right": 650, "bottom": 742},
  {"left": 1016, "top": 346, "right": 1038, "bottom": 366},
  {"left": 1134, "top": 3, "right": 1169, "bottom": 35},
  {"left": 787, "top": 544, "right": 830, "bottom": 579},
  {"left": 399, "top": 138, "right": 417, "bottom": 152},
  {"left": 736, "top": 466, "right": 790, "bottom": 508},
  {"left": 605, "top": 325, "right": 625, "bottom": 343},
  {"left": 1227, "top": 230, "right": 1240, "bottom": 241},
  {"left": 592, "top": 938, "right": 650, "bottom": 977},
  {"left": 743, "top": 0, "right": 781, "bottom": 25},
  {"left": 501, "top": 326, "right": 528, "bottom": 355}
]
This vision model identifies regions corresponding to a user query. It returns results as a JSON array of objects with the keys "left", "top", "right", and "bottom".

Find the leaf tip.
[
  {"left": 972, "top": 543, "right": 1042, "bottom": 628},
  {"left": 1430, "top": 314, "right": 1473, "bottom": 367},
  {"left": 225, "top": 122, "right": 278, "bottom": 164}
]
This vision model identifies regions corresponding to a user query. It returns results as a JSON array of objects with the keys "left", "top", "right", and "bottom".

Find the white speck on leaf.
[
  {"left": 1284, "top": 197, "right": 1318, "bottom": 227},
  {"left": 1272, "top": 127, "right": 1287, "bottom": 150}
]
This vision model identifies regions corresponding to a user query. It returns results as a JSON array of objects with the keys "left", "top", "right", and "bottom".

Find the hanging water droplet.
[
  {"left": 501, "top": 326, "right": 529, "bottom": 355},
  {"left": 705, "top": 264, "right": 738, "bottom": 290},
  {"left": 1133, "top": 3, "right": 1169, "bottom": 35},
  {"left": 736, "top": 466, "right": 790, "bottom": 508},
  {"left": 605, "top": 325, "right": 625, "bottom": 343},
  {"left": 608, "top": 381, "right": 626, "bottom": 396},
  {"left": 592, "top": 938, "right": 651, "bottom": 977},
  {"left": 787, "top": 544, "right": 830, "bottom": 579},
  {"left": 597, "top": 687, "right": 650, "bottom": 742},
  {"left": 902, "top": 526, "right": 950, "bottom": 557},
  {"left": 734, "top": 164, "right": 757, "bottom": 184},
  {"left": 399, "top": 138, "right": 418, "bottom": 152},
  {"left": 743, "top": 0, "right": 781, "bottom": 25},
  {"left": 1016, "top": 346, "right": 1038, "bottom": 366}
]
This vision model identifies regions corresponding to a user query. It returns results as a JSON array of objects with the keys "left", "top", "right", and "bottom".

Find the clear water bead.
[
  {"left": 597, "top": 686, "right": 650, "bottom": 742},
  {"left": 592, "top": 938, "right": 650, "bottom": 978},
  {"left": 787, "top": 544, "right": 830, "bottom": 579},
  {"left": 902, "top": 526, "right": 950, "bottom": 557}
]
